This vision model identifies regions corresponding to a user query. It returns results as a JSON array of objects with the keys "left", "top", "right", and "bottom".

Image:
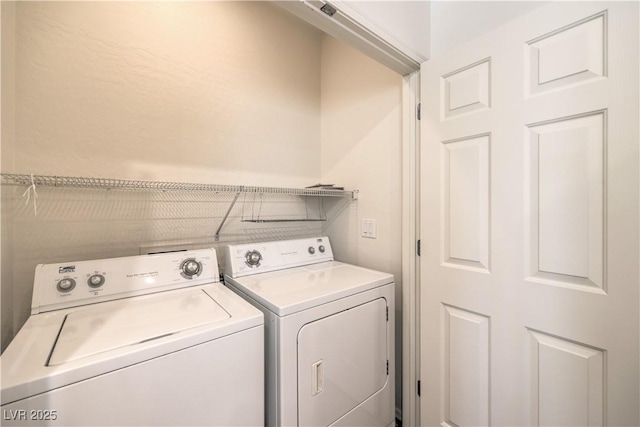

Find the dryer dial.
[
  {"left": 180, "top": 259, "right": 202, "bottom": 278},
  {"left": 245, "top": 250, "right": 262, "bottom": 268}
]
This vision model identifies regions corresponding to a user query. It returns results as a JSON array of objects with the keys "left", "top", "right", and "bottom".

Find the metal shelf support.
[{"left": 214, "top": 191, "right": 242, "bottom": 241}]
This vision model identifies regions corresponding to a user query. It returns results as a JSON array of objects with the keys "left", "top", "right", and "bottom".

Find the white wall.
[{"left": 320, "top": 35, "right": 403, "bottom": 413}]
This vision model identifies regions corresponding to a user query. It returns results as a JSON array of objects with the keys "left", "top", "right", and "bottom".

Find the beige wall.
[
  {"left": 9, "top": 1, "right": 322, "bottom": 186},
  {"left": 1, "top": 0, "right": 17, "bottom": 358},
  {"left": 320, "top": 34, "right": 402, "bottom": 290},
  {"left": 320, "top": 35, "right": 403, "bottom": 412}
]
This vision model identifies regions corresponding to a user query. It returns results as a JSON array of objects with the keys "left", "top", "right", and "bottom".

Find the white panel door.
[{"left": 420, "top": 2, "right": 638, "bottom": 426}]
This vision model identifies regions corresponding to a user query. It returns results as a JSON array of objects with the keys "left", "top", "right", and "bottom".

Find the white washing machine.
[
  {"left": 224, "top": 237, "right": 395, "bottom": 427},
  {"left": 1, "top": 249, "right": 264, "bottom": 426}
]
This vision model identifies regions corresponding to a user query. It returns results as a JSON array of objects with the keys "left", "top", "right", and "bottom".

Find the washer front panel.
[{"left": 2, "top": 323, "right": 264, "bottom": 427}]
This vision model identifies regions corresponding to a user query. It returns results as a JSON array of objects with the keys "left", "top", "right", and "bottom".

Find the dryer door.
[{"left": 297, "top": 298, "right": 388, "bottom": 426}]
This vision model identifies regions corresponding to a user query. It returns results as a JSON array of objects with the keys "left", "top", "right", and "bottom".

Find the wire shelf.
[{"left": 0, "top": 173, "right": 358, "bottom": 198}]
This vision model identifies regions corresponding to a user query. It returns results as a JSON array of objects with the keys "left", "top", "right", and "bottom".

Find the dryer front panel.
[{"left": 297, "top": 298, "right": 388, "bottom": 426}]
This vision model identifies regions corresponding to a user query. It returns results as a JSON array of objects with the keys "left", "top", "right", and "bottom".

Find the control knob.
[
  {"left": 57, "top": 278, "right": 76, "bottom": 293},
  {"left": 88, "top": 274, "right": 105, "bottom": 288},
  {"left": 245, "top": 250, "right": 262, "bottom": 267},
  {"left": 180, "top": 259, "right": 202, "bottom": 277}
]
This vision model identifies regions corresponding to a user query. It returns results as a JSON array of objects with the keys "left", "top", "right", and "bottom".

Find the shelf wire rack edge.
[{"left": 1, "top": 173, "right": 357, "bottom": 198}]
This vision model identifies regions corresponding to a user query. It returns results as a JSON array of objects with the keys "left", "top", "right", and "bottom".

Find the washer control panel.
[
  {"left": 226, "top": 237, "right": 333, "bottom": 278},
  {"left": 32, "top": 249, "right": 219, "bottom": 313}
]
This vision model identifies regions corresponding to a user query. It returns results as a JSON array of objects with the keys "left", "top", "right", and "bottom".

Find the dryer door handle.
[{"left": 312, "top": 360, "right": 324, "bottom": 396}]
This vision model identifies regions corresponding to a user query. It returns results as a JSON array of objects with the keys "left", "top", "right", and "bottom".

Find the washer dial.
[
  {"left": 57, "top": 278, "right": 76, "bottom": 293},
  {"left": 245, "top": 250, "right": 262, "bottom": 268},
  {"left": 180, "top": 258, "right": 202, "bottom": 278},
  {"left": 88, "top": 274, "right": 105, "bottom": 288}
]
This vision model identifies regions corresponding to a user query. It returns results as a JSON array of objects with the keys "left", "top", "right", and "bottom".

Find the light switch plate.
[{"left": 361, "top": 219, "right": 377, "bottom": 239}]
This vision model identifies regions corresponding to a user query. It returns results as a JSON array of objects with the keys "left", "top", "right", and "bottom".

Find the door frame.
[{"left": 401, "top": 70, "right": 421, "bottom": 427}]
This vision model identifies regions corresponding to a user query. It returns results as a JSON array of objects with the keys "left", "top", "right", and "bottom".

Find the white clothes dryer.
[
  {"left": 1, "top": 249, "right": 264, "bottom": 426},
  {"left": 224, "top": 237, "right": 395, "bottom": 427}
]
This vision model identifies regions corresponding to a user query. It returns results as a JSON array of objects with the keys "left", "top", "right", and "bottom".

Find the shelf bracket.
[{"left": 214, "top": 190, "right": 242, "bottom": 241}]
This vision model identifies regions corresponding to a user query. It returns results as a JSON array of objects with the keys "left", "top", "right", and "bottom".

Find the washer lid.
[
  {"left": 49, "top": 289, "right": 229, "bottom": 366},
  {"left": 1, "top": 283, "right": 263, "bottom": 406},
  {"left": 224, "top": 261, "right": 394, "bottom": 316}
]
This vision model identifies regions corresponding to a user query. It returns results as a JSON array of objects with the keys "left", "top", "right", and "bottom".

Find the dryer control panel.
[
  {"left": 225, "top": 237, "right": 333, "bottom": 278},
  {"left": 31, "top": 249, "right": 220, "bottom": 314}
]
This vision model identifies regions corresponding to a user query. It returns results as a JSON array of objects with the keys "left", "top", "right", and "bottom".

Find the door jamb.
[{"left": 401, "top": 69, "right": 420, "bottom": 427}]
